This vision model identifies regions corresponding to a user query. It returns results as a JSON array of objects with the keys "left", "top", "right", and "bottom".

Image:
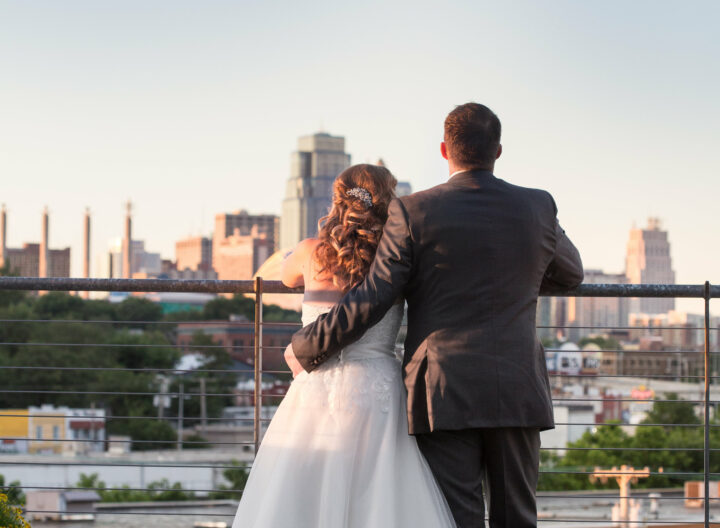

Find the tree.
[
  {"left": 578, "top": 335, "right": 621, "bottom": 351},
  {"left": 209, "top": 461, "right": 249, "bottom": 499},
  {"left": 76, "top": 473, "right": 194, "bottom": 502},
  {"left": 0, "top": 264, "right": 26, "bottom": 307},
  {"left": 0, "top": 475, "right": 24, "bottom": 506},
  {"left": 115, "top": 297, "right": 163, "bottom": 326},
  {"left": 641, "top": 392, "right": 700, "bottom": 430}
]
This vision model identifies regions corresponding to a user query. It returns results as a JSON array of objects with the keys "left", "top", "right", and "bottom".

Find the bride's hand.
[{"left": 284, "top": 344, "right": 304, "bottom": 378}]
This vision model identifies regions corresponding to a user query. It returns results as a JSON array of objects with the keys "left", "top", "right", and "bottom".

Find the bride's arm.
[
  {"left": 290, "top": 199, "right": 413, "bottom": 372},
  {"left": 281, "top": 239, "right": 315, "bottom": 288}
]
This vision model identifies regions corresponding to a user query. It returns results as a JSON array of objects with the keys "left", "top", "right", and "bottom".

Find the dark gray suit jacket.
[{"left": 291, "top": 170, "right": 583, "bottom": 434}]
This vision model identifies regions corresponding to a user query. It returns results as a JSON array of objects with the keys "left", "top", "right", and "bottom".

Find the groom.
[{"left": 289, "top": 103, "right": 583, "bottom": 527}]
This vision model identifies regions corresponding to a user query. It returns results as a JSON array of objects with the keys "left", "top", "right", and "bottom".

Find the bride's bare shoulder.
[{"left": 281, "top": 238, "right": 322, "bottom": 287}]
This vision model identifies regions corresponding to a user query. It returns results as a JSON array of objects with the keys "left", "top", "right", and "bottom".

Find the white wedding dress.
[{"left": 231, "top": 302, "right": 456, "bottom": 528}]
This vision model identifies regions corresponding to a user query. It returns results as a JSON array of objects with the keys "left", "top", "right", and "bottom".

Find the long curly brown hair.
[{"left": 314, "top": 164, "right": 398, "bottom": 292}]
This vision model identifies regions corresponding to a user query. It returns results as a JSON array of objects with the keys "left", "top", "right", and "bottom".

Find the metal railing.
[{"left": 0, "top": 276, "right": 718, "bottom": 527}]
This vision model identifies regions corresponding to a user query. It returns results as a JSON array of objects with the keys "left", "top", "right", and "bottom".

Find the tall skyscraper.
[
  {"left": 39, "top": 207, "right": 49, "bottom": 278},
  {"left": 280, "top": 132, "right": 351, "bottom": 250},
  {"left": 122, "top": 201, "right": 133, "bottom": 279},
  {"left": 81, "top": 209, "right": 91, "bottom": 298},
  {"left": 0, "top": 204, "right": 6, "bottom": 269},
  {"left": 625, "top": 218, "right": 676, "bottom": 315}
]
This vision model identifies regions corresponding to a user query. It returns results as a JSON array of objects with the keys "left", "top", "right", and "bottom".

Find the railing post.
[
  {"left": 253, "top": 276, "right": 264, "bottom": 456},
  {"left": 704, "top": 281, "right": 711, "bottom": 528}
]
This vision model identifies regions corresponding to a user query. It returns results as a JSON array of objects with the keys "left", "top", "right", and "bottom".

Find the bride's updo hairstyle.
[{"left": 314, "top": 163, "right": 398, "bottom": 292}]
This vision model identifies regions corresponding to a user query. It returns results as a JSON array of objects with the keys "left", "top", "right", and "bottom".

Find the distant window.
[
  {"left": 36, "top": 426, "right": 42, "bottom": 439},
  {"left": 53, "top": 426, "right": 60, "bottom": 439}
]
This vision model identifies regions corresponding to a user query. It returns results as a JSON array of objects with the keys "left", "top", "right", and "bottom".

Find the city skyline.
[{"left": 1, "top": 1, "right": 718, "bottom": 315}]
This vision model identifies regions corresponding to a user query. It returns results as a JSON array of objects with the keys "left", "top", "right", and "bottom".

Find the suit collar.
[{"left": 447, "top": 169, "right": 496, "bottom": 188}]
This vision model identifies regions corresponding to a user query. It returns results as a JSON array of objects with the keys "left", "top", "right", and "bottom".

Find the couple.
[{"left": 232, "top": 103, "right": 583, "bottom": 528}]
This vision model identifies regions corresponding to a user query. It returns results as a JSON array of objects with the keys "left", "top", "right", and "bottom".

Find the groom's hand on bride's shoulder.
[{"left": 284, "top": 344, "right": 305, "bottom": 378}]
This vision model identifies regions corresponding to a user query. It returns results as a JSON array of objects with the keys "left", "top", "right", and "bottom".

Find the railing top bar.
[
  {"left": 0, "top": 277, "right": 301, "bottom": 294},
  {"left": 0, "top": 277, "right": 716, "bottom": 298},
  {"left": 543, "top": 282, "right": 719, "bottom": 298}
]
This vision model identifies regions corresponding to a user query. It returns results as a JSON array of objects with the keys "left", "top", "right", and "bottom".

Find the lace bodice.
[{"left": 301, "top": 302, "right": 404, "bottom": 361}]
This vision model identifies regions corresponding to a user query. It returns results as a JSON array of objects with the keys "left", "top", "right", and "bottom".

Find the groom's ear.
[
  {"left": 440, "top": 142, "right": 449, "bottom": 160},
  {"left": 496, "top": 144, "right": 502, "bottom": 160}
]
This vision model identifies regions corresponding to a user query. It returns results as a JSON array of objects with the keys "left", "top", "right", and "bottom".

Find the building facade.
[
  {"left": 280, "top": 133, "right": 351, "bottom": 250},
  {"left": 176, "top": 320, "right": 299, "bottom": 372},
  {"left": 625, "top": 218, "right": 676, "bottom": 315},
  {"left": 176, "top": 236, "right": 213, "bottom": 272},
  {"left": 4, "top": 244, "right": 70, "bottom": 278},
  {"left": 567, "top": 270, "right": 629, "bottom": 342},
  {"left": 214, "top": 211, "right": 278, "bottom": 257},
  {"left": 213, "top": 226, "right": 274, "bottom": 280}
]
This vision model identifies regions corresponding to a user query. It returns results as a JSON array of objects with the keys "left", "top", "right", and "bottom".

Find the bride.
[{"left": 231, "top": 164, "right": 456, "bottom": 528}]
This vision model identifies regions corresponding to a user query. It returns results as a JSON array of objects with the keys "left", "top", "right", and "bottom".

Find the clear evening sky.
[{"left": 1, "top": 1, "right": 718, "bottom": 313}]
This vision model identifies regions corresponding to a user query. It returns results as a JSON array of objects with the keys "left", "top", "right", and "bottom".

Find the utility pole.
[
  {"left": 590, "top": 465, "right": 662, "bottom": 521},
  {"left": 177, "top": 381, "right": 184, "bottom": 451},
  {"left": 200, "top": 377, "right": 207, "bottom": 435}
]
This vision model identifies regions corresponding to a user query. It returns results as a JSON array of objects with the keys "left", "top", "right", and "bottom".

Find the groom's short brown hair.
[{"left": 444, "top": 103, "right": 501, "bottom": 169}]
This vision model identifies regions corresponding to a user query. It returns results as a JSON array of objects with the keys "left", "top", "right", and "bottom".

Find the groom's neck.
[{"left": 448, "top": 161, "right": 494, "bottom": 177}]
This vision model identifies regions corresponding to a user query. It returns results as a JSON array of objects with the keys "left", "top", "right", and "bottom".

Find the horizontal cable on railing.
[
  {"left": 21, "top": 510, "right": 236, "bottom": 518},
  {"left": 0, "top": 413, "right": 266, "bottom": 422},
  {"left": 552, "top": 398, "right": 707, "bottom": 403},
  {"left": 550, "top": 373, "right": 707, "bottom": 379},
  {"left": 552, "top": 422, "right": 708, "bottom": 428},
  {"left": 9, "top": 365, "right": 719, "bottom": 379},
  {"left": 546, "top": 348, "right": 703, "bottom": 354},
  {"left": 0, "top": 318, "right": 259, "bottom": 326},
  {"left": 539, "top": 324, "right": 718, "bottom": 331},
  {"left": 0, "top": 388, "right": 284, "bottom": 398},
  {"left": 541, "top": 446, "right": 714, "bottom": 452},
  {"left": 0, "top": 436, "right": 254, "bottom": 446},
  {"left": 2, "top": 365, "right": 714, "bottom": 379},
  {"left": 539, "top": 469, "right": 696, "bottom": 476},
  {"left": 8, "top": 486, "right": 712, "bottom": 501},
  {"left": 537, "top": 494, "right": 715, "bottom": 500},
  {"left": 0, "top": 365, "right": 291, "bottom": 375},
  {"left": 12, "top": 485, "right": 243, "bottom": 494},
  {"left": 536, "top": 521, "right": 720, "bottom": 525},
  {"left": 1, "top": 460, "right": 252, "bottom": 470},
  {"left": 0, "top": 341, "right": 271, "bottom": 350}
]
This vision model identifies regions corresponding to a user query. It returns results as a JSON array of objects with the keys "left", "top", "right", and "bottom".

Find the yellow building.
[
  {"left": 0, "top": 409, "right": 29, "bottom": 453},
  {"left": 28, "top": 406, "right": 67, "bottom": 455}
]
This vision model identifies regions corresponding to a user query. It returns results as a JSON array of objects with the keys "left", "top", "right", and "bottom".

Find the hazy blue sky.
[{"left": 1, "top": 0, "right": 718, "bottom": 313}]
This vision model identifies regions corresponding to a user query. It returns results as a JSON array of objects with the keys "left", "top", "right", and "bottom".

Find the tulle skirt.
[{"left": 231, "top": 355, "right": 456, "bottom": 528}]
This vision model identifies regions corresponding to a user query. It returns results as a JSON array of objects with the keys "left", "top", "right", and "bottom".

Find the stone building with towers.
[
  {"left": 625, "top": 218, "right": 676, "bottom": 315},
  {"left": 0, "top": 206, "right": 70, "bottom": 278},
  {"left": 280, "top": 132, "right": 351, "bottom": 251}
]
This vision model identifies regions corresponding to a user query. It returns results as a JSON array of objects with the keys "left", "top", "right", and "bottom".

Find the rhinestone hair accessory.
[{"left": 346, "top": 187, "right": 373, "bottom": 208}]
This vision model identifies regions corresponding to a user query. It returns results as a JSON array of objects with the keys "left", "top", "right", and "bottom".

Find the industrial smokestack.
[
  {"left": 0, "top": 204, "right": 6, "bottom": 269},
  {"left": 123, "top": 201, "right": 132, "bottom": 279},
  {"left": 39, "top": 206, "right": 49, "bottom": 278},
  {"left": 83, "top": 208, "right": 91, "bottom": 299}
]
